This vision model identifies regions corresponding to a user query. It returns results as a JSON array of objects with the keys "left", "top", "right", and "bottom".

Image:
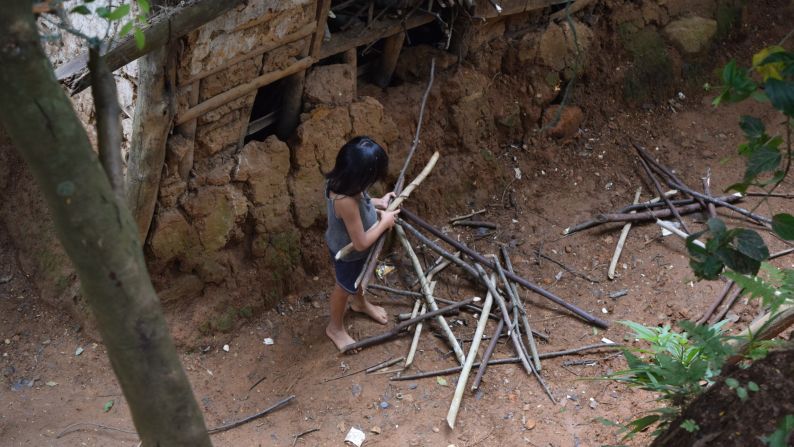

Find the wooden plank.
[
  {"left": 310, "top": 0, "right": 333, "bottom": 57},
  {"left": 175, "top": 57, "right": 314, "bottom": 126},
  {"left": 247, "top": 111, "right": 279, "bottom": 136},
  {"left": 472, "top": 0, "right": 571, "bottom": 19},
  {"left": 372, "top": 31, "right": 405, "bottom": 88},
  {"left": 178, "top": 22, "right": 316, "bottom": 87},
  {"left": 319, "top": 12, "right": 434, "bottom": 60},
  {"left": 56, "top": 0, "right": 245, "bottom": 95}
]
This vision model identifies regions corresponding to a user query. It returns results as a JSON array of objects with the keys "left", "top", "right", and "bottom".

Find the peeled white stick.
[
  {"left": 405, "top": 281, "right": 435, "bottom": 368},
  {"left": 336, "top": 151, "right": 440, "bottom": 260},
  {"left": 396, "top": 225, "right": 466, "bottom": 365},
  {"left": 655, "top": 219, "right": 706, "bottom": 248},
  {"left": 608, "top": 187, "right": 642, "bottom": 280},
  {"left": 446, "top": 288, "right": 493, "bottom": 429}
]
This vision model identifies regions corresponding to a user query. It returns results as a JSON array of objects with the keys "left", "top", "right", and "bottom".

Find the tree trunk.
[
  {"left": 89, "top": 47, "right": 124, "bottom": 201},
  {"left": 126, "top": 9, "right": 178, "bottom": 241},
  {"left": 0, "top": 5, "right": 211, "bottom": 446}
]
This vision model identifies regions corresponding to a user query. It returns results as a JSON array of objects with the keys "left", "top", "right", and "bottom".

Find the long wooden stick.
[
  {"left": 503, "top": 247, "right": 543, "bottom": 369},
  {"left": 447, "top": 283, "right": 493, "bottom": 429},
  {"left": 633, "top": 144, "right": 772, "bottom": 225},
  {"left": 638, "top": 157, "right": 691, "bottom": 234},
  {"left": 207, "top": 395, "right": 295, "bottom": 434},
  {"left": 497, "top": 251, "right": 541, "bottom": 371},
  {"left": 728, "top": 304, "right": 794, "bottom": 363},
  {"left": 368, "top": 283, "right": 507, "bottom": 325},
  {"left": 702, "top": 169, "right": 718, "bottom": 219},
  {"left": 471, "top": 318, "right": 505, "bottom": 391},
  {"left": 704, "top": 248, "right": 794, "bottom": 324},
  {"left": 405, "top": 280, "right": 436, "bottom": 368},
  {"left": 405, "top": 303, "right": 426, "bottom": 367},
  {"left": 563, "top": 190, "right": 678, "bottom": 234},
  {"left": 355, "top": 62, "right": 437, "bottom": 290},
  {"left": 395, "top": 225, "right": 466, "bottom": 364},
  {"left": 392, "top": 343, "right": 624, "bottom": 381},
  {"left": 474, "top": 264, "right": 557, "bottom": 403},
  {"left": 340, "top": 297, "right": 475, "bottom": 353},
  {"left": 400, "top": 210, "right": 610, "bottom": 328},
  {"left": 594, "top": 195, "right": 742, "bottom": 224},
  {"left": 697, "top": 280, "right": 735, "bottom": 325},
  {"left": 475, "top": 265, "right": 542, "bottom": 394},
  {"left": 608, "top": 187, "right": 641, "bottom": 280},
  {"left": 655, "top": 220, "right": 705, "bottom": 248},
  {"left": 337, "top": 151, "right": 440, "bottom": 261},
  {"left": 175, "top": 57, "right": 314, "bottom": 125},
  {"left": 395, "top": 59, "right": 436, "bottom": 192}
]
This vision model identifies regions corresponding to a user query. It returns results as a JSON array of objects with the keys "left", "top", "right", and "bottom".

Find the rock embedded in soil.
[
  {"left": 663, "top": 16, "right": 718, "bottom": 54},
  {"left": 304, "top": 64, "right": 355, "bottom": 107},
  {"left": 543, "top": 105, "right": 584, "bottom": 140}
]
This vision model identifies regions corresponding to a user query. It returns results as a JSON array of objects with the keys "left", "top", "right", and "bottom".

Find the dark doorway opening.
[{"left": 244, "top": 79, "right": 284, "bottom": 143}]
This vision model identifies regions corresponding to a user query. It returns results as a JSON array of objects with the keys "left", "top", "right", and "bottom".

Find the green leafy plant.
[
  {"left": 762, "top": 414, "right": 794, "bottom": 447},
  {"left": 688, "top": 44, "right": 794, "bottom": 345},
  {"left": 680, "top": 419, "right": 700, "bottom": 433},
  {"left": 602, "top": 320, "right": 733, "bottom": 439}
]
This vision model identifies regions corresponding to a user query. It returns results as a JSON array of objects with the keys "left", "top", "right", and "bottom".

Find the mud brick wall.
[{"left": 0, "top": 0, "right": 743, "bottom": 343}]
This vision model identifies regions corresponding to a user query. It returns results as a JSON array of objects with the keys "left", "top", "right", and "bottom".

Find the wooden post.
[
  {"left": 373, "top": 31, "right": 404, "bottom": 88},
  {"left": 277, "top": 0, "right": 332, "bottom": 139},
  {"left": 176, "top": 80, "right": 200, "bottom": 180}
]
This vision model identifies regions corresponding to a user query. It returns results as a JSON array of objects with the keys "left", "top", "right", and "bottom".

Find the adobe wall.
[{"left": 0, "top": 0, "right": 743, "bottom": 343}]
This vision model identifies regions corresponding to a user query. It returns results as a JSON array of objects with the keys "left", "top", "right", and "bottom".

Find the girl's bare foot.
[
  {"left": 326, "top": 325, "right": 356, "bottom": 352},
  {"left": 350, "top": 298, "right": 388, "bottom": 324}
]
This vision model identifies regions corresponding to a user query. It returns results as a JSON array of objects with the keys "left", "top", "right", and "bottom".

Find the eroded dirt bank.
[{"left": 1, "top": 0, "right": 793, "bottom": 446}]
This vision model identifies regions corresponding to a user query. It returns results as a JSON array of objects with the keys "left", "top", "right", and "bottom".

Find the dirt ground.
[{"left": 2, "top": 6, "right": 794, "bottom": 447}]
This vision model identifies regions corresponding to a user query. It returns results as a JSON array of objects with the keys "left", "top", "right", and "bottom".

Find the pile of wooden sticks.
[{"left": 330, "top": 60, "right": 620, "bottom": 430}]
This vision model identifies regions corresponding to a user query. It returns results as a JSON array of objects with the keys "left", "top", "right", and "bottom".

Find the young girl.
[{"left": 324, "top": 136, "right": 400, "bottom": 351}]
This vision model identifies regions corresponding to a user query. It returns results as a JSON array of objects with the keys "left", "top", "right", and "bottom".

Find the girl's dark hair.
[{"left": 326, "top": 136, "right": 389, "bottom": 196}]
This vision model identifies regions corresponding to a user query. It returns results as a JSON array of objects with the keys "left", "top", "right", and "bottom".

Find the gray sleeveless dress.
[{"left": 325, "top": 185, "right": 378, "bottom": 261}]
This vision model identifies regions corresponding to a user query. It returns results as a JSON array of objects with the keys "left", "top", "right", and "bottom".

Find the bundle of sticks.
[
  {"left": 330, "top": 62, "right": 621, "bottom": 429},
  {"left": 563, "top": 141, "right": 794, "bottom": 353}
]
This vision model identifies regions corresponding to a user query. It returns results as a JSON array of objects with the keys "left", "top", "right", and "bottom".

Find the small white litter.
[
  {"left": 601, "top": 337, "right": 616, "bottom": 345},
  {"left": 344, "top": 427, "right": 366, "bottom": 447},
  {"left": 222, "top": 344, "right": 230, "bottom": 352},
  {"left": 514, "top": 167, "right": 522, "bottom": 180},
  {"left": 263, "top": 338, "right": 274, "bottom": 345}
]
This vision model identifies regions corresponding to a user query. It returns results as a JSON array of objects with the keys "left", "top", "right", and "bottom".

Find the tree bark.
[
  {"left": 88, "top": 47, "right": 124, "bottom": 201},
  {"left": 0, "top": 5, "right": 211, "bottom": 446},
  {"left": 126, "top": 7, "right": 178, "bottom": 241}
]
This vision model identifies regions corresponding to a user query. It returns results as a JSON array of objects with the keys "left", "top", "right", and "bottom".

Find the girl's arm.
[{"left": 334, "top": 196, "right": 399, "bottom": 252}]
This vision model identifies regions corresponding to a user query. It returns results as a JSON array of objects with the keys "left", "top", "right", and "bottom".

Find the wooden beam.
[
  {"left": 310, "top": 0, "right": 333, "bottom": 57},
  {"left": 178, "top": 22, "right": 316, "bottom": 87},
  {"left": 372, "top": 31, "right": 404, "bottom": 88},
  {"left": 472, "top": 0, "right": 572, "bottom": 20},
  {"left": 56, "top": 0, "right": 245, "bottom": 95},
  {"left": 319, "top": 12, "right": 435, "bottom": 59},
  {"left": 246, "top": 111, "right": 279, "bottom": 136},
  {"left": 175, "top": 57, "right": 314, "bottom": 126}
]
